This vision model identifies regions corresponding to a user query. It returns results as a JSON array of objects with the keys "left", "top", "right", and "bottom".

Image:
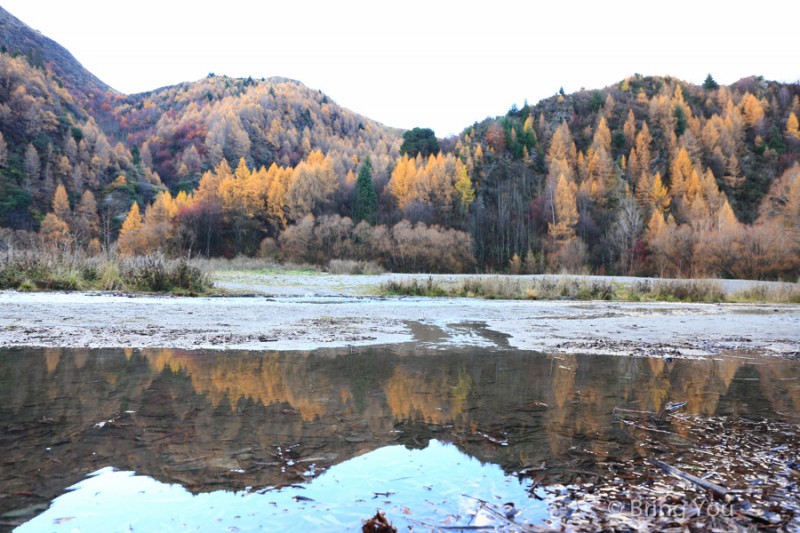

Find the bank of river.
[{"left": 0, "top": 273, "right": 798, "bottom": 357}]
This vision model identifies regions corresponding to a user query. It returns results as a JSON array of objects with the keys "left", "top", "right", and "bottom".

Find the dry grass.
[
  {"left": 382, "top": 276, "right": 616, "bottom": 301},
  {"left": 382, "top": 275, "right": 799, "bottom": 303},
  {"left": 326, "top": 259, "right": 385, "bottom": 275},
  {"left": 0, "top": 250, "right": 211, "bottom": 294},
  {"left": 729, "top": 283, "right": 800, "bottom": 304},
  {"left": 199, "top": 256, "right": 321, "bottom": 275}
]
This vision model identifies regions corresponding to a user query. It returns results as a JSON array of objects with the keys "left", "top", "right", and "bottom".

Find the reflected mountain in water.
[
  {"left": 17, "top": 440, "right": 549, "bottom": 532},
  {"left": 1, "top": 346, "right": 798, "bottom": 527}
]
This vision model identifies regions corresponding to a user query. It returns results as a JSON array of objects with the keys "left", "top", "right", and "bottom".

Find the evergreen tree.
[
  {"left": 703, "top": 74, "right": 719, "bottom": 90},
  {"left": 399, "top": 128, "right": 439, "bottom": 158},
  {"left": 352, "top": 157, "right": 377, "bottom": 224}
]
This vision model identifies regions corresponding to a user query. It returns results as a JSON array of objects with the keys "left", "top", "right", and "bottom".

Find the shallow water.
[{"left": 1, "top": 346, "right": 798, "bottom": 531}]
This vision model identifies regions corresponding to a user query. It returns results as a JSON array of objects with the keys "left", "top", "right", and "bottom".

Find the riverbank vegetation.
[
  {"left": 381, "top": 275, "right": 800, "bottom": 303},
  {"left": 0, "top": 250, "right": 210, "bottom": 294}
]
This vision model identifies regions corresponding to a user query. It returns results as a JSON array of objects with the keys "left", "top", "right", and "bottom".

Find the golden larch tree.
[
  {"left": 118, "top": 203, "right": 144, "bottom": 256},
  {"left": 623, "top": 109, "right": 636, "bottom": 147},
  {"left": 787, "top": 112, "right": 800, "bottom": 138},
  {"left": 669, "top": 147, "right": 695, "bottom": 198},
  {"left": 636, "top": 171, "right": 670, "bottom": 215},
  {"left": 388, "top": 154, "right": 416, "bottom": 209},
  {"left": 593, "top": 117, "right": 611, "bottom": 153},
  {"left": 716, "top": 197, "right": 738, "bottom": 233},
  {"left": 74, "top": 190, "right": 99, "bottom": 247},
  {"left": 546, "top": 121, "right": 577, "bottom": 186},
  {"left": 287, "top": 150, "right": 338, "bottom": 220},
  {"left": 741, "top": 93, "right": 765, "bottom": 128},
  {"left": 139, "top": 192, "right": 176, "bottom": 252},
  {"left": 548, "top": 174, "right": 579, "bottom": 240},
  {"left": 454, "top": 163, "right": 475, "bottom": 213},
  {"left": 634, "top": 122, "right": 652, "bottom": 175},
  {"left": 39, "top": 213, "right": 71, "bottom": 249},
  {"left": 52, "top": 183, "right": 71, "bottom": 227}
]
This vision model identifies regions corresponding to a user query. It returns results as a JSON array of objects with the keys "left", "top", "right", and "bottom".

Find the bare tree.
[{"left": 612, "top": 195, "right": 644, "bottom": 274}]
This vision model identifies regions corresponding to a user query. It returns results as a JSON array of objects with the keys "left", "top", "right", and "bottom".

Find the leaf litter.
[{"left": 375, "top": 412, "right": 799, "bottom": 531}]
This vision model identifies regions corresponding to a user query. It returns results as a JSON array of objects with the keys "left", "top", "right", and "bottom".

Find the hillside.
[
  {"left": 0, "top": 7, "right": 402, "bottom": 243},
  {"left": 109, "top": 75, "right": 403, "bottom": 191},
  {"left": 0, "top": 6, "right": 798, "bottom": 279},
  {"left": 0, "top": 6, "right": 115, "bottom": 113},
  {"left": 0, "top": 49, "right": 156, "bottom": 234},
  {"left": 454, "top": 74, "right": 800, "bottom": 276}
]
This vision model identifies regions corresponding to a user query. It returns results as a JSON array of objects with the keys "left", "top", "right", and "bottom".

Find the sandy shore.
[{"left": 1, "top": 273, "right": 798, "bottom": 357}]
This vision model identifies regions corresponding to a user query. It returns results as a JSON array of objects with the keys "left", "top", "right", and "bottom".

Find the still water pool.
[{"left": 1, "top": 347, "right": 798, "bottom": 530}]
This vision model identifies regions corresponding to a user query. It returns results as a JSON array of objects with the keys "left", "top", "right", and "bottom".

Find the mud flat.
[{"left": 1, "top": 273, "right": 798, "bottom": 358}]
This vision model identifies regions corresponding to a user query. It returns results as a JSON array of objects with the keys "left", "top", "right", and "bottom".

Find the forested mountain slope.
[
  {"left": 0, "top": 5, "right": 798, "bottom": 278},
  {"left": 453, "top": 75, "right": 799, "bottom": 277}
]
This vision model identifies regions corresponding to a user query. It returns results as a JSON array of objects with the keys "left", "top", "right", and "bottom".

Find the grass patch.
[
  {"left": 382, "top": 276, "right": 616, "bottom": 301},
  {"left": 326, "top": 259, "right": 385, "bottom": 275},
  {"left": 729, "top": 283, "right": 800, "bottom": 304},
  {"left": 382, "top": 277, "right": 450, "bottom": 297},
  {"left": 625, "top": 279, "right": 726, "bottom": 303},
  {"left": 380, "top": 276, "right": 800, "bottom": 303},
  {"left": 0, "top": 251, "right": 211, "bottom": 295},
  {"left": 202, "top": 256, "right": 321, "bottom": 276}
]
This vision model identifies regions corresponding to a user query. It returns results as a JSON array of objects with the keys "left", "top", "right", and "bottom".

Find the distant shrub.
[
  {"left": 121, "top": 253, "right": 210, "bottom": 294},
  {"left": 327, "top": 259, "right": 384, "bottom": 275},
  {"left": 651, "top": 279, "right": 725, "bottom": 302},
  {"left": 0, "top": 250, "right": 211, "bottom": 294}
]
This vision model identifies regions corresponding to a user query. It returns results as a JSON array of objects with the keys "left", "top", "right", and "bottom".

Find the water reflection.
[
  {"left": 1, "top": 347, "right": 798, "bottom": 529},
  {"left": 18, "top": 440, "right": 547, "bottom": 532}
]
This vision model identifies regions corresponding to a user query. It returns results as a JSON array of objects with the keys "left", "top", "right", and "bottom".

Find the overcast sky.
[{"left": 4, "top": 1, "right": 798, "bottom": 136}]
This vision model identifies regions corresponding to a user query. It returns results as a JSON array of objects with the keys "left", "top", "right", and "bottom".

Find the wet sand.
[{"left": 1, "top": 273, "right": 798, "bottom": 357}]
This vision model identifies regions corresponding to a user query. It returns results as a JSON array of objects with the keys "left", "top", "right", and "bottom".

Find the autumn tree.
[
  {"left": 39, "top": 213, "right": 71, "bottom": 250},
  {"left": 580, "top": 117, "right": 614, "bottom": 205},
  {"left": 454, "top": 163, "right": 475, "bottom": 215},
  {"left": 636, "top": 172, "right": 670, "bottom": 215},
  {"left": 118, "top": 202, "right": 144, "bottom": 256},
  {"left": 741, "top": 93, "right": 765, "bottom": 128},
  {"left": 787, "top": 112, "right": 800, "bottom": 138},
  {"left": 52, "top": 183, "right": 71, "bottom": 228},
  {"left": 627, "top": 122, "right": 652, "bottom": 185},
  {"left": 287, "top": 150, "right": 338, "bottom": 220},
  {"left": 139, "top": 192, "right": 177, "bottom": 253},
  {"left": 623, "top": 109, "right": 636, "bottom": 148},
  {"left": 546, "top": 121, "right": 577, "bottom": 185},
  {"left": 74, "top": 190, "right": 100, "bottom": 248},
  {"left": 669, "top": 147, "right": 695, "bottom": 199},
  {"left": 388, "top": 154, "right": 416, "bottom": 210},
  {"left": 548, "top": 174, "right": 579, "bottom": 240},
  {"left": 759, "top": 163, "right": 800, "bottom": 242}
]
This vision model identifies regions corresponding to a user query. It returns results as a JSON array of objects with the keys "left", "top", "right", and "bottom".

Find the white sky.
[{"left": 3, "top": 1, "right": 798, "bottom": 137}]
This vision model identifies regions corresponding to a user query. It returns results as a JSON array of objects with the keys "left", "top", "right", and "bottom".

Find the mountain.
[
  {"left": 0, "top": 7, "right": 401, "bottom": 235},
  {"left": 109, "top": 75, "right": 403, "bottom": 191},
  {"left": 454, "top": 74, "right": 800, "bottom": 273},
  {"left": 0, "top": 7, "right": 798, "bottom": 279},
  {"left": 0, "top": 6, "right": 115, "bottom": 111}
]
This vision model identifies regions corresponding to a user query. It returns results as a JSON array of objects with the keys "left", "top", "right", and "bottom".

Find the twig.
[
  {"left": 614, "top": 413, "right": 681, "bottom": 436},
  {"left": 612, "top": 407, "right": 658, "bottom": 415},
  {"left": 404, "top": 517, "right": 447, "bottom": 532},
  {"left": 647, "top": 458, "right": 729, "bottom": 497}
]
